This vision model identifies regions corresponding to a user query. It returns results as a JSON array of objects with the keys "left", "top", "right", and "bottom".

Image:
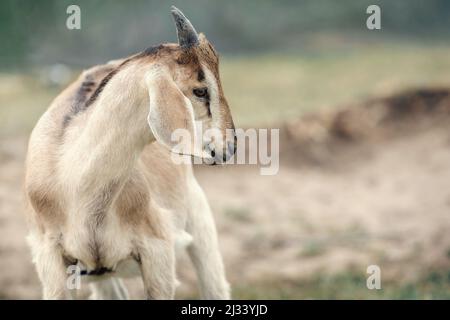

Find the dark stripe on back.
[
  {"left": 63, "top": 74, "right": 98, "bottom": 126},
  {"left": 84, "top": 67, "right": 121, "bottom": 108},
  {"left": 63, "top": 44, "right": 165, "bottom": 127},
  {"left": 140, "top": 44, "right": 165, "bottom": 57}
]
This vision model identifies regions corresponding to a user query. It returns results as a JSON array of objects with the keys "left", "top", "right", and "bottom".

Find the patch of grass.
[
  {"left": 299, "top": 240, "right": 327, "bottom": 258},
  {"left": 232, "top": 269, "right": 450, "bottom": 299},
  {"left": 224, "top": 207, "right": 253, "bottom": 222}
]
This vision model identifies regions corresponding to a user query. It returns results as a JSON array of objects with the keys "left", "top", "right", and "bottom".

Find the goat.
[{"left": 24, "top": 6, "right": 235, "bottom": 300}]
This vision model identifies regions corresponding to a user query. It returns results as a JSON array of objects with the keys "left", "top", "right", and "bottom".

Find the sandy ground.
[{"left": 1, "top": 90, "right": 450, "bottom": 299}]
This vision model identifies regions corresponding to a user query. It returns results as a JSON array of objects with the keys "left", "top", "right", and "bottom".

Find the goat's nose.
[
  {"left": 228, "top": 139, "right": 237, "bottom": 156},
  {"left": 221, "top": 140, "right": 236, "bottom": 162}
]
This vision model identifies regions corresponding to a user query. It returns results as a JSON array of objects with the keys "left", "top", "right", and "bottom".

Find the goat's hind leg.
[{"left": 89, "top": 278, "right": 129, "bottom": 300}]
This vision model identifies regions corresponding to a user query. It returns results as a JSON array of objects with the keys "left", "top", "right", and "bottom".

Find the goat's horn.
[{"left": 170, "top": 6, "right": 199, "bottom": 48}]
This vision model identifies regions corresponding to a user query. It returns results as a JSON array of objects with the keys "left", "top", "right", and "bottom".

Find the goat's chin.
[
  {"left": 187, "top": 153, "right": 223, "bottom": 166},
  {"left": 197, "top": 155, "right": 221, "bottom": 165}
]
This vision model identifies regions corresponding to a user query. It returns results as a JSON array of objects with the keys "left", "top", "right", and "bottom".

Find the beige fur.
[{"left": 25, "top": 33, "right": 234, "bottom": 299}]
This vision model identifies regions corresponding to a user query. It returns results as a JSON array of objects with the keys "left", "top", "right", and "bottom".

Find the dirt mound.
[{"left": 281, "top": 88, "right": 450, "bottom": 166}]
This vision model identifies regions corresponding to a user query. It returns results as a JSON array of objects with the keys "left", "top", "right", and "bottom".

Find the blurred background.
[{"left": 1, "top": 0, "right": 450, "bottom": 299}]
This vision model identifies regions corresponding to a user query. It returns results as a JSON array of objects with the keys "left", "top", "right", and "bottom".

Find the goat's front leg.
[
  {"left": 138, "top": 237, "right": 176, "bottom": 299},
  {"left": 187, "top": 186, "right": 231, "bottom": 299},
  {"left": 33, "top": 239, "right": 70, "bottom": 299}
]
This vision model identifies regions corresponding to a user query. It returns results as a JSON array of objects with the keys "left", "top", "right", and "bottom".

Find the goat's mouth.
[
  {"left": 171, "top": 147, "right": 233, "bottom": 165},
  {"left": 203, "top": 140, "right": 236, "bottom": 165}
]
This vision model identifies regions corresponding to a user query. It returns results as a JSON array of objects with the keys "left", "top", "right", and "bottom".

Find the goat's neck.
[{"left": 63, "top": 68, "right": 152, "bottom": 199}]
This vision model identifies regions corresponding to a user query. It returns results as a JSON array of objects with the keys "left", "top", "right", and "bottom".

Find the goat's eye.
[{"left": 193, "top": 88, "right": 208, "bottom": 98}]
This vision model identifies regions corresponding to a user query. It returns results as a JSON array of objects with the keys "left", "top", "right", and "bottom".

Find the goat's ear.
[{"left": 145, "top": 67, "right": 208, "bottom": 159}]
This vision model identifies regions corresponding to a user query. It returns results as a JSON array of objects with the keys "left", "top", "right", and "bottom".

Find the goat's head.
[{"left": 143, "top": 6, "right": 235, "bottom": 164}]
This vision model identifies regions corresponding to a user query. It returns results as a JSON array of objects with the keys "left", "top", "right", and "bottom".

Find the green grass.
[
  {"left": 299, "top": 240, "right": 327, "bottom": 258},
  {"left": 232, "top": 269, "right": 450, "bottom": 300},
  {"left": 223, "top": 206, "right": 253, "bottom": 222}
]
